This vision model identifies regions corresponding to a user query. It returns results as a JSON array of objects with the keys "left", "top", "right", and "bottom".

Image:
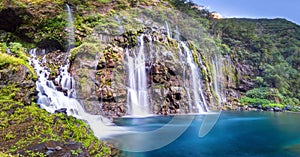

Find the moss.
[
  {"left": 0, "top": 41, "right": 111, "bottom": 156},
  {"left": 0, "top": 152, "right": 14, "bottom": 157},
  {"left": 0, "top": 42, "right": 37, "bottom": 79},
  {"left": 1, "top": 103, "right": 111, "bottom": 156},
  {"left": 0, "top": 86, "right": 112, "bottom": 156},
  {"left": 0, "top": 52, "right": 34, "bottom": 77},
  {"left": 72, "top": 42, "right": 100, "bottom": 55},
  {"left": 0, "top": 85, "right": 21, "bottom": 103}
]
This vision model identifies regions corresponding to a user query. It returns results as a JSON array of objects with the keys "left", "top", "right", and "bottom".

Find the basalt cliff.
[{"left": 0, "top": 0, "right": 299, "bottom": 156}]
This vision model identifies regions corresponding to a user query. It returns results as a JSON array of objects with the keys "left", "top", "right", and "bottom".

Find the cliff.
[{"left": 0, "top": 0, "right": 299, "bottom": 156}]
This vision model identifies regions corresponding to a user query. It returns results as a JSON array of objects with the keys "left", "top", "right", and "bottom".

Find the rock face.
[
  {"left": 1, "top": 0, "right": 299, "bottom": 121},
  {"left": 0, "top": 60, "right": 36, "bottom": 106},
  {"left": 0, "top": 46, "right": 114, "bottom": 156},
  {"left": 69, "top": 27, "right": 218, "bottom": 118},
  {"left": 1, "top": 1, "right": 300, "bottom": 155}
]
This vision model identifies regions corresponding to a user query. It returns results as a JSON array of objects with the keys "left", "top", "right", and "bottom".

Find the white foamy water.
[
  {"left": 180, "top": 42, "right": 208, "bottom": 113},
  {"left": 126, "top": 34, "right": 150, "bottom": 116}
]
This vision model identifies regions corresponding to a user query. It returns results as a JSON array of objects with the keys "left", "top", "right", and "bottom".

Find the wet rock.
[
  {"left": 107, "top": 59, "right": 116, "bottom": 68},
  {"left": 53, "top": 80, "right": 59, "bottom": 86},
  {"left": 56, "top": 86, "right": 62, "bottom": 91},
  {"left": 55, "top": 108, "right": 67, "bottom": 114},
  {"left": 97, "top": 62, "right": 106, "bottom": 69},
  {"left": 174, "top": 93, "right": 181, "bottom": 100},
  {"left": 45, "top": 141, "right": 89, "bottom": 157},
  {"left": 46, "top": 150, "right": 54, "bottom": 156},
  {"left": 20, "top": 81, "right": 35, "bottom": 88},
  {"left": 62, "top": 89, "right": 68, "bottom": 96},
  {"left": 55, "top": 146, "right": 62, "bottom": 151},
  {"left": 273, "top": 107, "right": 282, "bottom": 112},
  {"left": 283, "top": 105, "right": 291, "bottom": 111},
  {"left": 242, "top": 105, "right": 248, "bottom": 111}
]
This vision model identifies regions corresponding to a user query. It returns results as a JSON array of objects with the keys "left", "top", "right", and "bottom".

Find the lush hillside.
[
  {"left": 0, "top": 0, "right": 300, "bottom": 156},
  {"left": 210, "top": 18, "right": 300, "bottom": 108},
  {"left": 169, "top": 0, "right": 300, "bottom": 109}
]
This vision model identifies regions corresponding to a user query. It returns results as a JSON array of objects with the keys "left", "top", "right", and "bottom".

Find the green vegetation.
[
  {"left": 240, "top": 87, "right": 296, "bottom": 110},
  {"left": 0, "top": 42, "right": 112, "bottom": 156},
  {"left": 0, "top": 101, "right": 112, "bottom": 156},
  {"left": 70, "top": 42, "right": 101, "bottom": 61},
  {"left": 165, "top": 0, "right": 300, "bottom": 108},
  {"left": 0, "top": 152, "right": 14, "bottom": 157},
  {"left": 212, "top": 18, "right": 300, "bottom": 106},
  {"left": 0, "top": 0, "right": 300, "bottom": 154},
  {"left": 241, "top": 97, "right": 272, "bottom": 107},
  {"left": 0, "top": 42, "right": 36, "bottom": 79}
]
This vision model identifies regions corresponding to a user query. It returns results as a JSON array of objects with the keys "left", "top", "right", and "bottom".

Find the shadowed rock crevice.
[{"left": 0, "top": 7, "right": 24, "bottom": 32}]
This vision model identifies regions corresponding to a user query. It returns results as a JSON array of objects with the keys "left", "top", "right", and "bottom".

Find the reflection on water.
[{"left": 104, "top": 112, "right": 300, "bottom": 157}]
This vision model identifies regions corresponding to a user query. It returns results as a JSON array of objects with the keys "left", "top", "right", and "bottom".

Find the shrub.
[{"left": 240, "top": 97, "right": 271, "bottom": 107}]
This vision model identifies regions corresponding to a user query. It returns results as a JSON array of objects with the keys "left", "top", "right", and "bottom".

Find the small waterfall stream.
[
  {"left": 29, "top": 49, "right": 79, "bottom": 117},
  {"left": 66, "top": 4, "right": 75, "bottom": 51},
  {"left": 28, "top": 3, "right": 131, "bottom": 140},
  {"left": 174, "top": 25, "right": 180, "bottom": 41},
  {"left": 126, "top": 34, "right": 149, "bottom": 116},
  {"left": 165, "top": 21, "right": 172, "bottom": 38},
  {"left": 29, "top": 49, "right": 117, "bottom": 138},
  {"left": 180, "top": 42, "right": 208, "bottom": 113},
  {"left": 212, "top": 57, "right": 226, "bottom": 104}
]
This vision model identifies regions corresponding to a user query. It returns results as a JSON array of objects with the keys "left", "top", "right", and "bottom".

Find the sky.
[{"left": 194, "top": 0, "right": 300, "bottom": 25}]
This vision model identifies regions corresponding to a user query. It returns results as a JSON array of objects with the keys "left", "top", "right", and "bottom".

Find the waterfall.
[
  {"left": 29, "top": 49, "right": 117, "bottom": 138},
  {"left": 165, "top": 21, "right": 172, "bottom": 38},
  {"left": 28, "top": 5, "right": 117, "bottom": 139},
  {"left": 175, "top": 26, "right": 180, "bottom": 41},
  {"left": 28, "top": 5, "right": 77, "bottom": 116},
  {"left": 66, "top": 4, "right": 75, "bottom": 51},
  {"left": 29, "top": 49, "right": 79, "bottom": 117},
  {"left": 180, "top": 42, "right": 208, "bottom": 113},
  {"left": 212, "top": 57, "right": 226, "bottom": 104},
  {"left": 126, "top": 34, "right": 149, "bottom": 116}
]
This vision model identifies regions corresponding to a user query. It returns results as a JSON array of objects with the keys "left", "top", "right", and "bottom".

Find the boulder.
[
  {"left": 54, "top": 108, "right": 67, "bottom": 114},
  {"left": 273, "top": 107, "right": 282, "bottom": 112}
]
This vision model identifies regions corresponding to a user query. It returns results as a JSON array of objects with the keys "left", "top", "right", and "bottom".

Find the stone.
[
  {"left": 97, "top": 62, "right": 106, "bottom": 69},
  {"left": 273, "top": 107, "right": 282, "bottom": 112},
  {"left": 62, "top": 89, "right": 68, "bottom": 96},
  {"left": 56, "top": 86, "right": 62, "bottom": 91},
  {"left": 174, "top": 93, "right": 181, "bottom": 100},
  {"left": 46, "top": 150, "right": 54, "bottom": 156},
  {"left": 283, "top": 105, "right": 291, "bottom": 111},
  {"left": 54, "top": 108, "right": 67, "bottom": 114},
  {"left": 55, "top": 146, "right": 62, "bottom": 151},
  {"left": 107, "top": 59, "right": 116, "bottom": 68},
  {"left": 242, "top": 105, "right": 248, "bottom": 110}
]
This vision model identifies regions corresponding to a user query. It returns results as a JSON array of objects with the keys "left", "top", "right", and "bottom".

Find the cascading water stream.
[
  {"left": 66, "top": 4, "right": 75, "bottom": 51},
  {"left": 212, "top": 57, "right": 226, "bottom": 104},
  {"left": 29, "top": 49, "right": 79, "bottom": 117},
  {"left": 175, "top": 26, "right": 180, "bottom": 41},
  {"left": 165, "top": 24, "right": 208, "bottom": 113},
  {"left": 165, "top": 21, "right": 172, "bottom": 38},
  {"left": 126, "top": 34, "right": 149, "bottom": 116},
  {"left": 180, "top": 42, "right": 208, "bottom": 113},
  {"left": 28, "top": 4, "right": 122, "bottom": 139},
  {"left": 29, "top": 4, "right": 90, "bottom": 118}
]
